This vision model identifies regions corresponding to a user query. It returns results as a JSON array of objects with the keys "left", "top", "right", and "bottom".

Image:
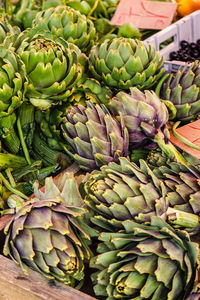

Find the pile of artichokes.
[{"left": 0, "top": 1, "right": 200, "bottom": 299}]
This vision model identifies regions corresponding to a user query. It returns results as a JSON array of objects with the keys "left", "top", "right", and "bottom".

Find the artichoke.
[
  {"left": 89, "top": 37, "right": 165, "bottom": 91},
  {"left": 91, "top": 216, "right": 199, "bottom": 299},
  {"left": 4, "top": 172, "right": 92, "bottom": 286},
  {"left": 33, "top": 6, "right": 96, "bottom": 53},
  {"left": 62, "top": 101, "right": 129, "bottom": 171},
  {"left": 0, "top": 46, "right": 27, "bottom": 153},
  {"left": 108, "top": 87, "right": 187, "bottom": 164},
  {"left": 84, "top": 157, "right": 200, "bottom": 233},
  {"left": 14, "top": 30, "right": 87, "bottom": 109},
  {"left": 0, "top": 46, "right": 27, "bottom": 118},
  {"left": 156, "top": 61, "right": 200, "bottom": 122}
]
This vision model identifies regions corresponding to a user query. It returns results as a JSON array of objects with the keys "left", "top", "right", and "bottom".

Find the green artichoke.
[
  {"left": 89, "top": 37, "right": 165, "bottom": 91},
  {"left": 0, "top": 46, "right": 27, "bottom": 118},
  {"left": 84, "top": 157, "right": 200, "bottom": 233},
  {"left": 14, "top": 30, "right": 87, "bottom": 109},
  {"left": 62, "top": 101, "right": 129, "bottom": 171},
  {"left": 4, "top": 172, "right": 92, "bottom": 286},
  {"left": 108, "top": 87, "right": 187, "bottom": 164},
  {"left": 0, "top": 46, "right": 27, "bottom": 153},
  {"left": 156, "top": 61, "right": 200, "bottom": 122},
  {"left": 66, "top": 0, "right": 119, "bottom": 19},
  {"left": 91, "top": 216, "right": 199, "bottom": 299},
  {"left": 33, "top": 6, "right": 96, "bottom": 53}
]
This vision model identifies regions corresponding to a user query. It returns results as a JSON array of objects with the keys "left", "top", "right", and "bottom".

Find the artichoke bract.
[
  {"left": 91, "top": 217, "right": 199, "bottom": 299},
  {"left": 156, "top": 61, "right": 200, "bottom": 122},
  {"left": 33, "top": 6, "right": 96, "bottom": 53},
  {"left": 4, "top": 172, "right": 92, "bottom": 287},
  {"left": 15, "top": 31, "right": 87, "bottom": 109},
  {"left": 62, "top": 101, "right": 129, "bottom": 171},
  {"left": 0, "top": 14, "right": 20, "bottom": 43},
  {"left": 89, "top": 37, "right": 165, "bottom": 91},
  {"left": 108, "top": 87, "right": 187, "bottom": 164},
  {"left": 84, "top": 157, "right": 200, "bottom": 233}
]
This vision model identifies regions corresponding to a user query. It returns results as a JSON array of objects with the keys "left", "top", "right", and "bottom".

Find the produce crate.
[{"left": 145, "top": 10, "right": 200, "bottom": 60}]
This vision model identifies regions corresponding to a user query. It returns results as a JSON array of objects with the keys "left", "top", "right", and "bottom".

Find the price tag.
[
  {"left": 170, "top": 119, "right": 200, "bottom": 159},
  {"left": 111, "top": 0, "right": 177, "bottom": 30}
]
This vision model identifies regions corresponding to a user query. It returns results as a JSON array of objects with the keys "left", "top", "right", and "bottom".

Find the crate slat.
[{"left": 0, "top": 254, "right": 97, "bottom": 300}]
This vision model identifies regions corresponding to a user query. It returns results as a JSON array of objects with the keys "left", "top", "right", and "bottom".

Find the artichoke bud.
[
  {"left": 62, "top": 101, "right": 129, "bottom": 171},
  {"left": 33, "top": 5, "right": 96, "bottom": 53},
  {"left": 89, "top": 37, "right": 164, "bottom": 91},
  {"left": 157, "top": 61, "right": 200, "bottom": 122},
  {"left": 3, "top": 172, "right": 93, "bottom": 287},
  {"left": 15, "top": 31, "right": 87, "bottom": 109},
  {"left": 91, "top": 216, "right": 199, "bottom": 299}
]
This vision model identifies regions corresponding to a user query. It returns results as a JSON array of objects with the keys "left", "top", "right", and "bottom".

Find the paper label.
[
  {"left": 170, "top": 119, "right": 200, "bottom": 159},
  {"left": 111, "top": 0, "right": 177, "bottom": 30}
]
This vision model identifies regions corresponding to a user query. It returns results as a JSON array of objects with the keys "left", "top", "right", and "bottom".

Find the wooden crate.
[
  {"left": 0, "top": 254, "right": 97, "bottom": 300},
  {"left": 0, "top": 214, "right": 97, "bottom": 300}
]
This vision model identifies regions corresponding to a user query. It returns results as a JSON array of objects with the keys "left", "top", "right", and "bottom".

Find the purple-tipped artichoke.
[
  {"left": 108, "top": 87, "right": 187, "bottom": 164},
  {"left": 3, "top": 173, "right": 93, "bottom": 287},
  {"left": 91, "top": 217, "right": 199, "bottom": 299},
  {"left": 62, "top": 101, "right": 129, "bottom": 171},
  {"left": 84, "top": 157, "right": 200, "bottom": 234}
]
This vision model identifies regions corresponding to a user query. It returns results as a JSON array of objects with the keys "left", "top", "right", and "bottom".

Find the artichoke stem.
[
  {"left": 0, "top": 173, "right": 29, "bottom": 200},
  {"left": 154, "top": 130, "right": 188, "bottom": 165},
  {"left": 2, "top": 128, "right": 20, "bottom": 154},
  {"left": 88, "top": 0, "right": 99, "bottom": 17},
  {"left": 167, "top": 207, "right": 199, "bottom": 228}
]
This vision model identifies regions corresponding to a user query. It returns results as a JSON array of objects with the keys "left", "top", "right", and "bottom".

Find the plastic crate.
[{"left": 145, "top": 10, "right": 200, "bottom": 60}]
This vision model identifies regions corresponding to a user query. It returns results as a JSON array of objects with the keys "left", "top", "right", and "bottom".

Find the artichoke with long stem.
[
  {"left": 84, "top": 157, "right": 200, "bottom": 234},
  {"left": 108, "top": 87, "right": 187, "bottom": 164}
]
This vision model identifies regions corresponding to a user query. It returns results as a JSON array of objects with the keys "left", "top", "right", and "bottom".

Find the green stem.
[
  {"left": 5, "top": 168, "right": 16, "bottom": 187},
  {"left": 155, "top": 73, "right": 169, "bottom": 97},
  {"left": 154, "top": 130, "right": 188, "bottom": 165},
  {"left": 172, "top": 121, "right": 200, "bottom": 151},
  {"left": 88, "top": 0, "right": 99, "bottom": 17},
  {"left": 0, "top": 173, "right": 29, "bottom": 200},
  {"left": 17, "top": 117, "right": 32, "bottom": 166},
  {"left": 2, "top": 128, "right": 20, "bottom": 154},
  {"left": 17, "top": 117, "right": 37, "bottom": 180},
  {"left": 167, "top": 207, "right": 199, "bottom": 228},
  {"left": 5, "top": 0, "right": 12, "bottom": 14}
]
